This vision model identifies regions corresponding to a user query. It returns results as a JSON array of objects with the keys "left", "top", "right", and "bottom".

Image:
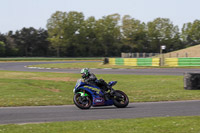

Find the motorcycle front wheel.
[
  {"left": 73, "top": 93, "right": 92, "bottom": 109},
  {"left": 113, "top": 90, "right": 129, "bottom": 108}
]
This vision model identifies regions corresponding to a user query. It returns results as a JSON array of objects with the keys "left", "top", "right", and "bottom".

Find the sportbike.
[{"left": 73, "top": 79, "right": 129, "bottom": 109}]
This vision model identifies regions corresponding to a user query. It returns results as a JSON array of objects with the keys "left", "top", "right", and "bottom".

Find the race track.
[
  {"left": 0, "top": 61, "right": 200, "bottom": 124},
  {"left": 0, "top": 61, "right": 200, "bottom": 75},
  {"left": 1, "top": 101, "right": 200, "bottom": 124}
]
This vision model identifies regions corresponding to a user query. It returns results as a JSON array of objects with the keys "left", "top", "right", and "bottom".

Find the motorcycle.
[{"left": 73, "top": 79, "right": 129, "bottom": 109}]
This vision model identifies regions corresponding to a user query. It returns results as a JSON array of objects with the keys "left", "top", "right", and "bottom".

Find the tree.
[
  {"left": 0, "top": 41, "right": 5, "bottom": 56},
  {"left": 0, "top": 33, "right": 6, "bottom": 56},
  {"left": 122, "top": 15, "right": 148, "bottom": 52},
  {"left": 14, "top": 27, "right": 38, "bottom": 56},
  {"left": 147, "top": 18, "right": 181, "bottom": 53},
  {"left": 5, "top": 31, "right": 18, "bottom": 56},
  {"left": 47, "top": 11, "right": 67, "bottom": 57},
  {"left": 62, "top": 11, "right": 85, "bottom": 56},
  {"left": 13, "top": 27, "right": 49, "bottom": 56},
  {"left": 78, "top": 16, "right": 99, "bottom": 56},
  {"left": 182, "top": 20, "right": 200, "bottom": 47},
  {"left": 0, "top": 31, "right": 19, "bottom": 57},
  {"left": 32, "top": 28, "right": 50, "bottom": 56},
  {"left": 95, "top": 14, "right": 121, "bottom": 56}
]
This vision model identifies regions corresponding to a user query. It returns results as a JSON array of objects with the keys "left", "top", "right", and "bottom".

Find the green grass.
[
  {"left": 0, "top": 57, "right": 102, "bottom": 61},
  {"left": 0, "top": 71, "right": 79, "bottom": 106},
  {"left": 30, "top": 62, "right": 108, "bottom": 69},
  {"left": 1, "top": 116, "right": 200, "bottom": 133},
  {"left": 0, "top": 70, "right": 200, "bottom": 107},
  {"left": 29, "top": 62, "right": 200, "bottom": 69}
]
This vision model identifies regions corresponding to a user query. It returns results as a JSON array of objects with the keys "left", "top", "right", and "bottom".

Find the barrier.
[
  {"left": 115, "top": 58, "right": 124, "bottom": 65},
  {"left": 165, "top": 58, "right": 178, "bottom": 66},
  {"left": 184, "top": 73, "right": 200, "bottom": 90},
  {"left": 109, "top": 58, "right": 116, "bottom": 65},
  {"left": 178, "top": 58, "right": 200, "bottom": 66},
  {"left": 109, "top": 58, "right": 160, "bottom": 66},
  {"left": 152, "top": 58, "right": 160, "bottom": 66},
  {"left": 124, "top": 58, "right": 137, "bottom": 66},
  {"left": 137, "top": 58, "right": 152, "bottom": 66},
  {"left": 165, "top": 57, "right": 200, "bottom": 66},
  {"left": 108, "top": 57, "right": 200, "bottom": 66}
]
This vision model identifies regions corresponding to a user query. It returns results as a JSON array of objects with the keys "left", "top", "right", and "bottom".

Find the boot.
[
  {"left": 107, "top": 86, "right": 114, "bottom": 95},
  {"left": 110, "top": 88, "right": 114, "bottom": 95},
  {"left": 99, "top": 90, "right": 109, "bottom": 101},
  {"left": 104, "top": 93, "right": 109, "bottom": 101}
]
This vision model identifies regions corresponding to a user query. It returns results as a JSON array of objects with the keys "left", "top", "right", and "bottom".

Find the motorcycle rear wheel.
[
  {"left": 73, "top": 93, "right": 92, "bottom": 109},
  {"left": 113, "top": 90, "right": 129, "bottom": 108}
]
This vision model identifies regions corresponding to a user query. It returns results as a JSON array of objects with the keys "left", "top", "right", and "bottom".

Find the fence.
[
  {"left": 121, "top": 52, "right": 195, "bottom": 58},
  {"left": 121, "top": 53, "right": 160, "bottom": 58}
]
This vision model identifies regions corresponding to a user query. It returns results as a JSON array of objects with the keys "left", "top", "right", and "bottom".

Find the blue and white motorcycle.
[{"left": 73, "top": 79, "right": 129, "bottom": 109}]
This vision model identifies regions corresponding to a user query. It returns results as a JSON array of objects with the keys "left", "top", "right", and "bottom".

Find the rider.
[{"left": 80, "top": 68, "right": 111, "bottom": 100}]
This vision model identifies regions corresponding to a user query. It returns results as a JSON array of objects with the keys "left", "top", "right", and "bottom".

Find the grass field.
[
  {"left": 1, "top": 61, "right": 200, "bottom": 132},
  {"left": 0, "top": 116, "right": 200, "bottom": 133},
  {"left": 1, "top": 70, "right": 200, "bottom": 107}
]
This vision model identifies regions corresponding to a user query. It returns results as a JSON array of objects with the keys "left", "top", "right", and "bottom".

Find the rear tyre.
[
  {"left": 73, "top": 93, "right": 92, "bottom": 109},
  {"left": 113, "top": 90, "right": 129, "bottom": 108}
]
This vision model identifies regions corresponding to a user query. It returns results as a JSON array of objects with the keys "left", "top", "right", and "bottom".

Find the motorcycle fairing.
[{"left": 108, "top": 81, "right": 117, "bottom": 86}]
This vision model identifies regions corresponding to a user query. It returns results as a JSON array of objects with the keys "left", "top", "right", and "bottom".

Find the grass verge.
[
  {"left": 0, "top": 116, "right": 200, "bottom": 133},
  {"left": 0, "top": 70, "right": 200, "bottom": 107},
  {"left": 29, "top": 62, "right": 200, "bottom": 69},
  {"left": 0, "top": 57, "right": 102, "bottom": 62}
]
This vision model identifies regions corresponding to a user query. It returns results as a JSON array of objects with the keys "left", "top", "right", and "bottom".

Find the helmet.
[{"left": 80, "top": 68, "right": 90, "bottom": 79}]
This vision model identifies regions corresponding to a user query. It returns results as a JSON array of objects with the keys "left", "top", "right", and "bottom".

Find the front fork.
[
  {"left": 77, "top": 90, "right": 89, "bottom": 104},
  {"left": 78, "top": 90, "right": 88, "bottom": 97}
]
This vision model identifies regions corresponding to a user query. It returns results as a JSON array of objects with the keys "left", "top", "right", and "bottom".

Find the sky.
[{"left": 0, "top": 0, "right": 200, "bottom": 33}]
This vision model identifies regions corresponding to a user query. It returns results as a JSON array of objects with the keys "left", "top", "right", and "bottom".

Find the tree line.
[{"left": 0, "top": 11, "right": 200, "bottom": 57}]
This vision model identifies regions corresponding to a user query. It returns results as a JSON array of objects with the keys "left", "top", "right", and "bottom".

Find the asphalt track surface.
[
  {"left": 0, "top": 101, "right": 200, "bottom": 124},
  {"left": 0, "top": 61, "right": 200, "bottom": 124},
  {"left": 0, "top": 61, "right": 200, "bottom": 75}
]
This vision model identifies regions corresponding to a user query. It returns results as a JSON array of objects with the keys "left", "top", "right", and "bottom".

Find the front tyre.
[
  {"left": 113, "top": 90, "right": 129, "bottom": 108},
  {"left": 73, "top": 93, "right": 92, "bottom": 109}
]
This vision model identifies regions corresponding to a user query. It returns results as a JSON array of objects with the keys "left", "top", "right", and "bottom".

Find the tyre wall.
[
  {"left": 165, "top": 57, "right": 200, "bottom": 66},
  {"left": 108, "top": 57, "right": 200, "bottom": 66},
  {"left": 108, "top": 58, "right": 160, "bottom": 66}
]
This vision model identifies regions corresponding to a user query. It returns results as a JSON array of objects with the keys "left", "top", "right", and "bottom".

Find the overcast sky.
[{"left": 1, "top": 0, "right": 200, "bottom": 33}]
